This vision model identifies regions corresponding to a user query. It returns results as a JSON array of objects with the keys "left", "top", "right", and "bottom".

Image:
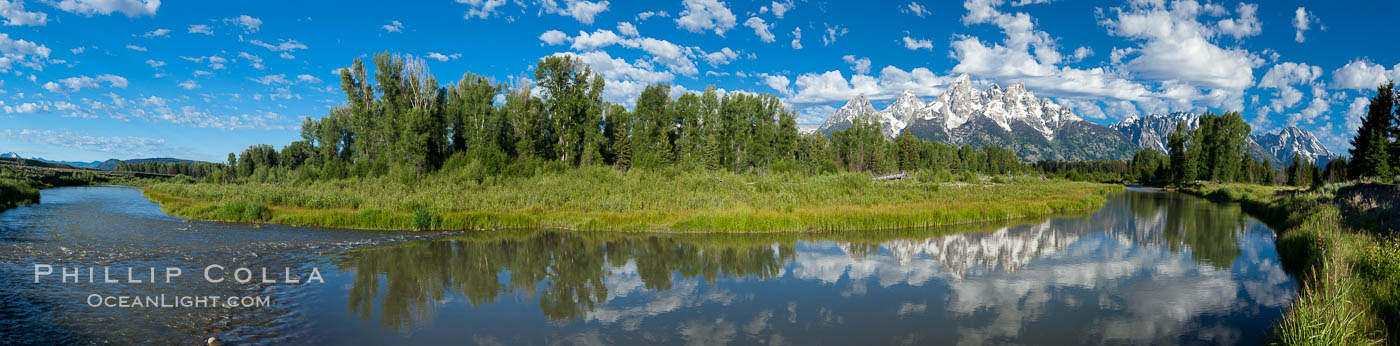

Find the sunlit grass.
[
  {"left": 1182, "top": 182, "right": 1397, "bottom": 344},
  {"left": 144, "top": 167, "right": 1120, "bottom": 233}
]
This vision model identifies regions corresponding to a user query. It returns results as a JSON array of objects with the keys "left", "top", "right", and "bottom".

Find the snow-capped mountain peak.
[
  {"left": 1253, "top": 126, "right": 1334, "bottom": 165},
  {"left": 1109, "top": 113, "right": 1334, "bottom": 166},
  {"left": 817, "top": 93, "right": 880, "bottom": 136},
  {"left": 1109, "top": 112, "right": 1199, "bottom": 153},
  {"left": 821, "top": 74, "right": 1136, "bottom": 160}
]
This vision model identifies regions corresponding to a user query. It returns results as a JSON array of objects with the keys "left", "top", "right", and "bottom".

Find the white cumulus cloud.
[
  {"left": 744, "top": 17, "right": 774, "bottom": 43},
  {"left": 675, "top": 0, "right": 736, "bottom": 35},
  {"left": 49, "top": 0, "right": 158, "bottom": 17}
]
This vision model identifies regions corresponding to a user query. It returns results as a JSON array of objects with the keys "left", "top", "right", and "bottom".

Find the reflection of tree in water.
[
  {"left": 335, "top": 191, "right": 1251, "bottom": 331},
  {"left": 336, "top": 231, "right": 796, "bottom": 329},
  {"left": 1124, "top": 191, "right": 1243, "bottom": 269}
]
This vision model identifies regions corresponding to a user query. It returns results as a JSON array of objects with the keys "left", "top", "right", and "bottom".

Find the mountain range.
[
  {"left": 1109, "top": 113, "right": 1336, "bottom": 166},
  {"left": 820, "top": 74, "right": 1135, "bottom": 161},
  {"left": 818, "top": 74, "right": 1336, "bottom": 164},
  {"left": 0, "top": 152, "right": 204, "bottom": 170}
]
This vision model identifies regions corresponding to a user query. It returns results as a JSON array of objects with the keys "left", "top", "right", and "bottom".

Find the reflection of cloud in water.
[
  {"left": 585, "top": 261, "right": 738, "bottom": 327},
  {"left": 333, "top": 191, "right": 1295, "bottom": 344},
  {"left": 678, "top": 318, "right": 738, "bottom": 346},
  {"left": 780, "top": 193, "right": 1295, "bottom": 344}
]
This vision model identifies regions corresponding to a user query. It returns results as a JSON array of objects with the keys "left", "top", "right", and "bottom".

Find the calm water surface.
[{"left": 0, "top": 186, "right": 1295, "bottom": 344}]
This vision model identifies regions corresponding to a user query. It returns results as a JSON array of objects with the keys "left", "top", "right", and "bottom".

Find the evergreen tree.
[
  {"left": 1287, "top": 155, "right": 1302, "bottom": 186},
  {"left": 1168, "top": 120, "right": 1193, "bottom": 183},
  {"left": 1349, "top": 82, "right": 1396, "bottom": 179},
  {"left": 1310, "top": 161, "right": 1324, "bottom": 189}
]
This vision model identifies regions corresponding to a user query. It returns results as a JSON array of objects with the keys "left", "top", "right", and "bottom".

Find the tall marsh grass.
[
  {"left": 145, "top": 167, "right": 1120, "bottom": 233},
  {"left": 1183, "top": 183, "right": 1398, "bottom": 344}
]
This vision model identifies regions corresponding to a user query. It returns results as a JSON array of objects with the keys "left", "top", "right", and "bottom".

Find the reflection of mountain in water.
[
  {"left": 832, "top": 189, "right": 1247, "bottom": 280},
  {"left": 335, "top": 189, "right": 1253, "bottom": 331},
  {"left": 872, "top": 222, "right": 1079, "bottom": 280}
]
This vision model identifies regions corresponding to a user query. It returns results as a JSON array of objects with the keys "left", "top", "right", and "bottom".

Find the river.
[{"left": 0, "top": 186, "right": 1295, "bottom": 344}]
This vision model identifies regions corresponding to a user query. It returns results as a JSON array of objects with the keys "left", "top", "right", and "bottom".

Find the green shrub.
[{"left": 411, "top": 206, "right": 438, "bottom": 231}]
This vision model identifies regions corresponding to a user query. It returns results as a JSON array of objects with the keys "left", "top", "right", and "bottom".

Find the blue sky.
[{"left": 1, "top": 0, "right": 1397, "bottom": 162}]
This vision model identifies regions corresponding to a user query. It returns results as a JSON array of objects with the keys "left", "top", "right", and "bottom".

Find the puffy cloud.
[
  {"left": 187, "top": 24, "right": 213, "bottom": 35},
  {"left": 0, "top": 33, "right": 51, "bottom": 72},
  {"left": 381, "top": 20, "right": 403, "bottom": 33},
  {"left": 1215, "top": 3, "right": 1260, "bottom": 40},
  {"left": 1288, "top": 96, "right": 1330, "bottom": 126},
  {"left": 842, "top": 55, "right": 871, "bottom": 75},
  {"left": 1269, "top": 86, "right": 1303, "bottom": 113},
  {"left": 1258, "top": 62, "right": 1322, "bottom": 89},
  {"left": 552, "top": 50, "right": 673, "bottom": 84},
  {"left": 249, "top": 39, "right": 307, "bottom": 52},
  {"left": 1291, "top": 7, "right": 1316, "bottom": 43},
  {"left": 790, "top": 27, "right": 802, "bottom": 49},
  {"left": 178, "top": 80, "right": 198, "bottom": 90},
  {"left": 549, "top": 50, "right": 674, "bottom": 106},
  {"left": 224, "top": 14, "right": 262, "bottom": 33},
  {"left": 822, "top": 23, "right": 847, "bottom": 46},
  {"left": 141, "top": 28, "right": 170, "bottom": 38},
  {"left": 0, "top": 0, "right": 47, "bottom": 26},
  {"left": 902, "top": 36, "right": 932, "bottom": 51},
  {"left": 1069, "top": 46, "right": 1093, "bottom": 62},
  {"left": 48, "top": 0, "right": 158, "bottom": 17},
  {"left": 760, "top": 73, "right": 790, "bottom": 94},
  {"left": 46, "top": 74, "right": 128, "bottom": 93},
  {"left": 626, "top": 37, "right": 697, "bottom": 75},
  {"left": 539, "top": 30, "right": 568, "bottom": 45},
  {"left": 459, "top": 0, "right": 506, "bottom": 19},
  {"left": 743, "top": 17, "right": 774, "bottom": 43},
  {"left": 789, "top": 66, "right": 953, "bottom": 105},
  {"left": 541, "top": 0, "right": 610, "bottom": 25},
  {"left": 1344, "top": 97, "right": 1368, "bottom": 134},
  {"left": 1101, "top": 0, "right": 1261, "bottom": 90},
  {"left": 124, "top": 44, "right": 146, "bottom": 51},
  {"left": 948, "top": 1, "right": 1154, "bottom": 106},
  {"left": 1330, "top": 60, "right": 1399, "bottom": 90},
  {"left": 770, "top": 1, "right": 792, "bottom": 19},
  {"left": 902, "top": 2, "right": 930, "bottom": 18},
  {"left": 144, "top": 59, "right": 164, "bottom": 68},
  {"left": 570, "top": 29, "right": 622, "bottom": 50},
  {"left": 700, "top": 47, "right": 738, "bottom": 66},
  {"left": 4, "top": 101, "right": 44, "bottom": 113},
  {"left": 675, "top": 0, "right": 736, "bottom": 35},
  {"left": 425, "top": 52, "right": 461, "bottom": 61},
  {"left": 237, "top": 51, "right": 264, "bottom": 69},
  {"left": 617, "top": 22, "right": 638, "bottom": 37}
]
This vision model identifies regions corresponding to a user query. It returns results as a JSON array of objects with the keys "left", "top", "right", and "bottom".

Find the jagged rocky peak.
[
  {"left": 1254, "top": 126, "right": 1334, "bottom": 164},
  {"left": 1111, "top": 112, "right": 1336, "bottom": 166},
  {"left": 822, "top": 73, "right": 1135, "bottom": 160},
  {"left": 817, "top": 93, "right": 880, "bottom": 135},
  {"left": 945, "top": 73, "right": 978, "bottom": 99},
  {"left": 1110, "top": 112, "right": 1201, "bottom": 153}
]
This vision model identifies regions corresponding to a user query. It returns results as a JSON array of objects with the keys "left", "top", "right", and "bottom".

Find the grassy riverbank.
[
  {"left": 0, "top": 177, "right": 40, "bottom": 211},
  {"left": 1, "top": 165, "right": 113, "bottom": 212},
  {"left": 1180, "top": 183, "right": 1400, "bottom": 344},
  {"left": 143, "top": 167, "right": 1120, "bottom": 233}
]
